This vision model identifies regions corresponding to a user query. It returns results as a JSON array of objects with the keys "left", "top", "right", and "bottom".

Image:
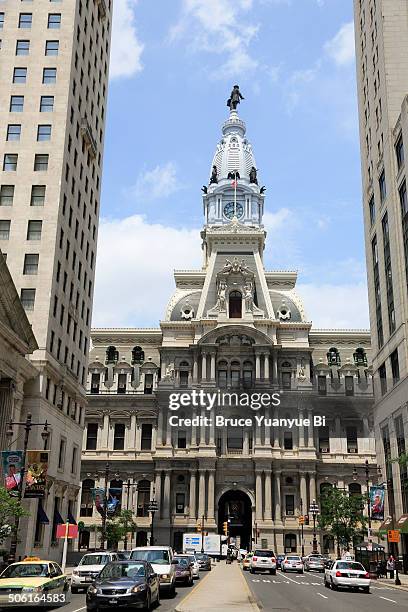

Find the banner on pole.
[
  {"left": 92, "top": 487, "right": 106, "bottom": 517},
  {"left": 56, "top": 524, "right": 78, "bottom": 539},
  {"left": 24, "top": 451, "right": 49, "bottom": 498},
  {"left": 2, "top": 451, "right": 23, "bottom": 496},
  {"left": 369, "top": 486, "right": 385, "bottom": 521}
]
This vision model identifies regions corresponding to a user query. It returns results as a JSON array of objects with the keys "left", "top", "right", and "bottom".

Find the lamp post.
[
  {"left": 299, "top": 498, "right": 305, "bottom": 557},
  {"left": 352, "top": 461, "right": 383, "bottom": 545},
  {"left": 123, "top": 479, "right": 138, "bottom": 550},
  {"left": 88, "top": 463, "right": 120, "bottom": 550},
  {"left": 6, "top": 413, "right": 50, "bottom": 563},
  {"left": 309, "top": 499, "right": 319, "bottom": 553},
  {"left": 148, "top": 487, "right": 158, "bottom": 546}
]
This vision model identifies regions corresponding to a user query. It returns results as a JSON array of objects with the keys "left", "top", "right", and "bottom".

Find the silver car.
[{"left": 304, "top": 555, "right": 325, "bottom": 572}]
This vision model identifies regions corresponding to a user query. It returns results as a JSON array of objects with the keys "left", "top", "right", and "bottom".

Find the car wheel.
[
  {"left": 363, "top": 586, "right": 370, "bottom": 594},
  {"left": 143, "top": 591, "right": 151, "bottom": 611},
  {"left": 155, "top": 587, "right": 160, "bottom": 607},
  {"left": 170, "top": 581, "right": 176, "bottom": 596},
  {"left": 324, "top": 578, "right": 329, "bottom": 588},
  {"left": 331, "top": 579, "right": 338, "bottom": 591},
  {"left": 250, "top": 568, "right": 255, "bottom": 574},
  {"left": 71, "top": 587, "right": 79, "bottom": 594}
]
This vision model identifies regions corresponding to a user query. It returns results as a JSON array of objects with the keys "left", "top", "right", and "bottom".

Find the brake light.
[
  {"left": 271, "top": 558, "right": 276, "bottom": 563},
  {"left": 253, "top": 557, "right": 257, "bottom": 561},
  {"left": 335, "top": 571, "right": 342, "bottom": 577},
  {"left": 364, "top": 572, "right": 370, "bottom": 579}
]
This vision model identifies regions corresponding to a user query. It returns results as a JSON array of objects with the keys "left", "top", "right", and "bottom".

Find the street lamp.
[
  {"left": 309, "top": 499, "right": 319, "bottom": 553},
  {"left": 88, "top": 463, "right": 119, "bottom": 550},
  {"left": 6, "top": 413, "right": 50, "bottom": 563},
  {"left": 352, "top": 460, "right": 382, "bottom": 544},
  {"left": 148, "top": 487, "right": 158, "bottom": 546},
  {"left": 299, "top": 498, "right": 305, "bottom": 557},
  {"left": 122, "top": 479, "right": 138, "bottom": 550}
]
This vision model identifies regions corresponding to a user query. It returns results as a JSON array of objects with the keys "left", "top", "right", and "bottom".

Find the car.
[
  {"left": 276, "top": 554, "right": 285, "bottom": 570},
  {"left": 182, "top": 554, "right": 200, "bottom": 579},
  {"left": 0, "top": 557, "right": 68, "bottom": 606},
  {"left": 195, "top": 553, "right": 212, "bottom": 571},
  {"left": 130, "top": 546, "right": 176, "bottom": 594},
  {"left": 281, "top": 555, "right": 304, "bottom": 573},
  {"left": 242, "top": 552, "right": 253, "bottom": 571},
  {"left": 86, "top": 559, "right": 160, "bottom": 611},
  {"left": 71, "top": 551, "right": 118, "bottom": 593},
  {"left": 324, "top": 559, "right": 370, "bottom": 593},
  {"left": 116, "top": 551, "right": 131, "bottom": 560},
  {"left": 304, "top": 554, "right": 325, "bottom": 572},
  {"left": 250, "top": 549, "right": 277, "bottom": 575},
  {"left": 173, "top": 557, "right": 193, "bottom": 586}
]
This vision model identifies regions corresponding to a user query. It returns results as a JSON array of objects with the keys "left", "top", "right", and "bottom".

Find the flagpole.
[
  {"left": 61, "top": 521, "right": 69, "bottom": 573},
  {"left": 234, "top": 175, "right": 237, "bottom": 217}
]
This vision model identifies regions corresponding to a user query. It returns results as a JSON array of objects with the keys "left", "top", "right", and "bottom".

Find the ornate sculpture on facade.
[
  {"left": 227, "top": 170, "right": 241, "bottom": 180},
  {"left": 227, "top": 85, "right": 244, "bottom": 110},
  {"left": 201, "top": 185, "right": 208, "bottom": 194},
  {"left": 249, "top": 166, "right": 258, "bottom": 185},
  {"left": 163, "top": 363, "right": 175, "bottom": 381},
  {"left": 297, "top": 359, "right": 307, "bottom": 381},
  {"left": 216, "top": 280, "right": 227, "bottom": 311},
  {"left": 180, "top": 300, "right": 195, "bottom": 320},
  {"left": 244, "top": 281, "right": 254, "bottom": 312},
  {"left": 210, "top": 165, "right": 218, "bottom": 184},
  {"left": 277, "top": 301, "right": 291, "bottom": 321}
]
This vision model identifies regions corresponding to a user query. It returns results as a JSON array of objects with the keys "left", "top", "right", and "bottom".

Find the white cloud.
[
  {"left": 110, "top": 0, "right": 144, "bottom": 79},
  {"left": 128, "top": 162, "right": 181, "bottom": 201},
  {"left": 324, "top": 22, "right": 355, "bottom": 67},
  {"left": 298, "top": 282, "right": 369, "bottom": 329},
  {"left": 92, "top": 215, "right": 201, "bottom": 327},
  {"left": 169, "top": 0, "right": 259, "bottom": 78}
]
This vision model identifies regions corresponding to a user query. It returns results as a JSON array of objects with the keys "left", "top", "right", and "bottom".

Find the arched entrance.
[{"left": 218, "top": 490, "right": 252, "bottom": 550}]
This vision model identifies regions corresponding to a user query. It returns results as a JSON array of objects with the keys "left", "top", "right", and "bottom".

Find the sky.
[{"left": 92, "top": 0, "right": 370, "bottom": 330}]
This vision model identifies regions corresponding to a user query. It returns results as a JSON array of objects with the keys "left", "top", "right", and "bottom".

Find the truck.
[{"left": 182, "top": 533, "right": 228, "bottom": 557}]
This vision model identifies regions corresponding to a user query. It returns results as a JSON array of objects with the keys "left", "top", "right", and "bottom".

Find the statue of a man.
[
  {"left": 244, "top": 281, "right": 253, "bottom": 312},
  {"left": 249, "top": 166, "right": 258, "bottom": 185},
  {"left": 210, "top": 165, "right": 218, "bottom": 184},
  {"left": 217, "top": 280, "right": 227, "bottom": 311},
  {"left": 227, "top": 85, "right": 244, "bottom": 110}
]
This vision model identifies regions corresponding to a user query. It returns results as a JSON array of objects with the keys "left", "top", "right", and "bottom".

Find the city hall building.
[{"left": 80, "top": 102, "right": 377, "bottom": 555}]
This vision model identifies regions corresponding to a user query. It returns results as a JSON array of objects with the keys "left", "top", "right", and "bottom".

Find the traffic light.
[
  {"left": 298, "top": 515, "right": 304, "bottom": 525},
  {"left": 304, "top": 515, "right": 309, "bottom": 525},
  {"left": 196, "top": 520, "right": 201, "bottom": 533},
  {"left": 223, "top": 521, "right": 229, "bottom": 535}
]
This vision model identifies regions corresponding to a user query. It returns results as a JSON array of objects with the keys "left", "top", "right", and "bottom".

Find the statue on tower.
[{"left": 227, "top": 85, "right": 244, "bottom": 111}]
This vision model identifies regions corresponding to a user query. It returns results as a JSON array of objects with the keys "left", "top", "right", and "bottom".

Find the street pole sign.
[{"left": 387, "top": 530, "right": 400, "bottom": 543}]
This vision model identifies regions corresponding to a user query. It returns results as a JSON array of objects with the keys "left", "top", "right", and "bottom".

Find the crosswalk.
[{"left": 251, "top": 578, "right": 322, "bottom": 586}]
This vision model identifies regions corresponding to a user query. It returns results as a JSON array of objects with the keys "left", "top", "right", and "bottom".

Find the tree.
[
  {"left": 318, "top": 487, "right": 367, "bottom": 556},
  {"left": 0, "top": 486, "right": 28, "bottom": 543},
  {"left": 90, "top": 510, "right": 138, "bottom": 550}
]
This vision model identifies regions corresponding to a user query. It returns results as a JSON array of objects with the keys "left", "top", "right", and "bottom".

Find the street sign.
[
  {"left": 388, "top": 530, "right": 400, "bottom": 543},
  {"left": 148, "top": 501, "right": 158, "bottom": 512},
  {"left": 56, "top": 524, "right": 78, "bottom": 539}
]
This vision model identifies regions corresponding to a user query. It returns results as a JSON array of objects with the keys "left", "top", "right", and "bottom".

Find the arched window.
[
  {"left": 243, "top": 360, "right": 253, "bottom": 389},
  {"left": 348, "top": 482, "right": 362, "bottom": 497},
  {"left": 80, "top": 479, "right": 95, "bottom": 517},
  {"left": 132, "top": 346, "right": 145, "bottom": 364},
  {"left": 353, "top": 347, "right": 367, "bottom": 367},
  {"left": 227, "top": 418, "right": 243, "bottom": 451},
  {"left": 217, "top": 360, "right": 228, "bottom": 388},
  {"left": 106, "top": 345, "right": 118, "bottom": 364},
  {"left": 229, "top": 291, "right": 242, "bottom": 318},
  {"left": 137, "top": 480, "right": 150, "bottom": 517},
  {"left": 179, "top": 361, "right": 189, "bottom": 388},
  {"left": 284, "top": 533, "right": 297, "bottom": 553},
  {"left": 327, "top": 347, "right": 341, "bottom": 367},
  {"left": 230, "top": 360, "right": 241, "bottom": 388}
]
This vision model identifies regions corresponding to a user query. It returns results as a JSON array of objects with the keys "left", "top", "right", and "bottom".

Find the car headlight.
[
  {"left": 72, "top": 570, "right": 79, "bottom": 575},
  {"left": 161, "top": 574, "right": 169, "bottom": 579},
  {"left": 87, "top": 585, "right": 98, "bottom": 594},
  {"left": 130, "top": 584, "right": 146, "bottom": 593}
]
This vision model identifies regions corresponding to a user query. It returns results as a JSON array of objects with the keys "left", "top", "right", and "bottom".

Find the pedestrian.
[{"left": 386, "top": 555, "right": 395, "bottom": 579}]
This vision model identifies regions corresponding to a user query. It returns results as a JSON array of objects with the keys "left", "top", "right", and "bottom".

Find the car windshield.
[
  {"left": 195, "top": 554, "right": 208, "bottom": 560},
  {"left": 175, "top": 558, "right": 189, "bottom": 566},
  {"left": 254, "top": 550, "right": 274, "bottom": 557},
  {"left": 1, "top": 564, "right": 49, "bottom": 578},
  {"left": 131, "top": 550, "right": 170, "bottom": 565},
  {"left": 80, "top": 555, "right": 110, "bottom": 566},
  {"left": 336, "top": 562, "right": 364, "bottom": 571},
  {"left": 99, "top": 563, "right": 145, "bottom": 580}
]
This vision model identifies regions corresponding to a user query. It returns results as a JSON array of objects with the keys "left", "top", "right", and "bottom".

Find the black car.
[
  {"left": 195, "top": 553, "right": 212, "bottom": 571},
  {"left": 86, "top": 560, "right": 160, "bottom": 611},
  {"left": 173, "top": 557, "right": 193, "bottom": 586}
]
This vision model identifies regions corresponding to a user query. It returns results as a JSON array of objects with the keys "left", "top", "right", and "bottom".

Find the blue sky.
[{"left": 92, "top": 0, "right": 369, "bottom": 329}]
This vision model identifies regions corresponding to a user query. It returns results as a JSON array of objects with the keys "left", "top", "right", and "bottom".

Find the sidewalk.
[
  {"left": 377, "top": 572, "right": 408, "bottom": 591},
  {"left": 175, "top": 561, "right": 259, "bottom": 612}
]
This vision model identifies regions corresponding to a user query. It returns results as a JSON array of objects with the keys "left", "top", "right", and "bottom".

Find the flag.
[{"left": 231, "top": 179, "right": 237, "bottom": 188}]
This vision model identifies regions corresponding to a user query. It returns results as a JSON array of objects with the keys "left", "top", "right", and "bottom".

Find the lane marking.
[
  {"left": 280, "top": 573, "right": 303, "bottom": 584},
  {"left": 379, "top": 596, "right": 397, "bottom": 604},
  {"left": 262, "top": 579, "right": 270, "bottom": 583},
  {"left": 71, "top": 608, "right": 86, "bottom": 612},
  {"left": 316, "top": 592, "right": 328, "bottom": 599},
  {"left": 311, "top": 582, "right": 321, "bottom": 585}
]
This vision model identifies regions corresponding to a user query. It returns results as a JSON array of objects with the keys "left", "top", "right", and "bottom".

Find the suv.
[
  {"left": 304, "top": 554, "right": 325, "bottom": 572},
  {"left": 250, "top": 549, "right": 277, "bottom": 575},
  {"left": 71, "top": 552, "right": 118, "bottom": 593},
  {"left": 130, "top": 546, "right": 176, "bottom": 594}
]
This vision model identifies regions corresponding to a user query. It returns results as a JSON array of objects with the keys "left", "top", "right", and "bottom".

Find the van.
[{"left": 130, "top": 546, "right": 176, "bottom": 593}]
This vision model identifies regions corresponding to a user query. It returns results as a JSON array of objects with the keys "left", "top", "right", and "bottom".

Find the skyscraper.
[
  {"left": 354, "top": 0, "right": 408, "bottom": 557},
  {"left": 0, "top": 0, "right": 112, "bottom": 559}
]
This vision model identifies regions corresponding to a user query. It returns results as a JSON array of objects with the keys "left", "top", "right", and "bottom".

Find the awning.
[
  {"left": 54, "top": 508, "right": 64, "bottom": 525},
  {"left": 37, "top": 501, "right": 49, "bottom": 525},
  {"left": 378, "top": 516, "right": 393, "bottom": 533},
  {"left": 396, "top": 514, "right": 408, "bottom": 534},
  {"left": 67, "top": 510, "right": 77, "bottom": 525}
]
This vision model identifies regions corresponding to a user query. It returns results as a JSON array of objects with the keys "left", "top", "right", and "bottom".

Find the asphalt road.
[
  {"left": 42, "top": 579, "right": 200, "bottom": 612},
  {"left": 242, "top": 567, "right": 408, "bottom": 611}
]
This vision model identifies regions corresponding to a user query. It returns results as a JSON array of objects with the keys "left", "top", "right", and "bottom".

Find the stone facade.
[
  {"left": 354, "top": 0, "right": 408, "bottom": 558},
  {"left": 81, "top": 107, "right": 377, "bottom": 555}
]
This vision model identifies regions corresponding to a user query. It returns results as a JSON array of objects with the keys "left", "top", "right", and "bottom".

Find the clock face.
[{"left": 224, "top": 201, "right": 244, "bottom": 219}]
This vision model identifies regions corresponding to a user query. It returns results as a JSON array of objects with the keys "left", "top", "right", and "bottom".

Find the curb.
[
  {"left": 238, "top": 565, "right": 262, "bottom": 611},
  {"left": 377, "top": 579, "right": 408, "bottom": 592},
  {"left": 173, "top": 570, "right": 214, "bottom": 612}
]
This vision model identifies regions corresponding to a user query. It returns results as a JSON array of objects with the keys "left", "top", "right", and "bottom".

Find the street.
[{"left": 242, "top": 567, "right": 408, "bottom": 611}]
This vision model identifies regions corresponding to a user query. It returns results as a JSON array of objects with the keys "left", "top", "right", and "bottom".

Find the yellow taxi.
[
  {"left": 0, "top": 557, "right": 68, "bottom": 607},
  {"left": 242, "top": 552, "right": 253, "bottom": 571}
]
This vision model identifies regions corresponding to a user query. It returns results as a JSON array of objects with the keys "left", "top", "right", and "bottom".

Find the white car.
[
  {"left": 187, "top": 554, "right": 200, "bottom": 579},
  {"left": 250, "top": 549, "right": 277, "bottom": 575},
  {"left": 281, "top": 555, "right": 304, "bottom": 573},
  {"left": 130, "top": 546, "right": 176, "bottom": 594},
  {"left": 324, "top": 559, "right": 370, "bottom": 593},
  {"left": 71, "top": 551, "right": 118, "bottom": 593}
]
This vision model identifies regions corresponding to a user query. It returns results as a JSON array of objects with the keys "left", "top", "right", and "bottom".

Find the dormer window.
[
  {"left": 327, "top": 347, "right": 341, "bottom": 367},
  {"left": 106, "top": 345, "right": 118, "bottom": 364},
  {"left": 353, "top": 347, "right": 367, "bottom": 367},
  {"left": 132, "top": 345, "right": 144, "bottom": 364}
]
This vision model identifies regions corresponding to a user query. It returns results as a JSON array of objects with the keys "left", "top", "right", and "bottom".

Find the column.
[
  {"left": 264, "top": 471, "right": 272, "bottom": 520},
  {"left": 309, "top": 472, "right": 317, "bottom": 506},
  {"left": 264, "top": 407, "right": 271, "bottom": 446},
  {"left": 255, "top": 354, "right": 261, "bottom": 380},
  {"left": 255, "top": 418, "right": 261, "bottom": 446},
  {"left": 272, "top": 353, "right": 278, "bottom": 384},
  {"left": 200, "top": 408, "right": 206, "bottom": 446},
  {"left": 209, "top": 414, "right": 215, "bottom": 446},
  {"left": 274, "top": 471, "right": 282, "bottom": 522},
  {"left": 163, "top": 472, "right": 171, "bottom": 519},
  {"left": 207, "top": 471, "right": 215, "bottom": 520},
  {"left": 155, "top": 472, "right": 162, "bottom": 519},
  {"left": 264, "top": 353, "right": 270, "bottom": 382},
  {"left": 307, "top": 410, "right": 314, "bottom": 447},
  {"left": 189, "top": 472, "right": 197, "bottom": 519},
  {"left": 243, "top": 429, "right": 250, "bottom": 455},
  {"left": 135, "top": 423, "right": 142, "bottom": 451},
  {"left": 152, "top": 424, "right": 157, "bottom": 451},
  {"left": 165, "top": 409, "right": 172, "bottom": 445},
  {"left": 201, "top": 353, "right": 207, "bottom": 382},
  {"left": 298, "top": 409, "right": 304, "bottom": 447},
  {"left": 198, "top": 470, "right": 206, "bottom": 518},
  {"left": 0, "top": 384, "right": 12, "bottom": 457},
  {"left": 191, "top": 408, "right": 197, "bottom": 447},
  {"left": 102, "top": 413, "right": 109, "bottom": 449},
  {"left": 300, "top": 474, "right": 307, "bottom": 511},
  {"left": 193, "top": 357, "right": 198, "bottom": 383},
  {"left": 157, "top": 409, "right": 163, "bottom": 446},
  {"left": 222, "top": 427, "right": 227, "bottom": 455},
  {"left": 255, "top": 470, "right": 263, "bottom": 521},
  {"left": 129, "top": 414, "right": 137, "bottom": 450},
  {"left": 210, "top": 354, "right": 216, "bottom": 381}
]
